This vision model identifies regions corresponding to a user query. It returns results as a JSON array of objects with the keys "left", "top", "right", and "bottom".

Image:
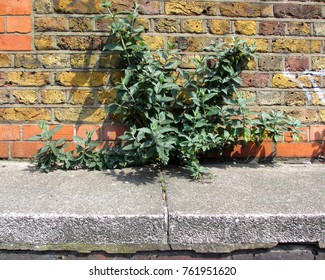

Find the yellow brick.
[
  {"left": 142, "top": 35, "right": 164, "bottom": 50},
  {"left": 207, "top": 20, "right": 230, "bottom": 35},
  {"left": 99, "top": 54, "right": 123, "bottom": 69},
  {"left": 70, "top": 54, "right": 98, "bottom": 68},
  {"left": 312, "top": 92, "right": 325, "bottom": 106},
  {"left": 56, "top": 72, "right": 108, "bottom": 87},
  {"left": 245, "top": 38, "right": 269, "bottom": 52},
  {"left": 34, "top": 35, "right": 54, "bottom": 50},
  {"left": 41, "top": 90, "right": 66, "bottom": 104},
  {"left": 41, "top": 54, "right": 67, "bottom": 68},
  {"left": 169, "top": 36, "right": 209, "bottom": 52},
  {"left": 97, "top": 89, "right": 116, "bottom": 104},
  {"left": 284, "top": 92, "right": 307, "bottom": 106},
  {"left": 320, "top": 110, "right": 325, "bottom": 122},
  {"left": 110, "top": 71, "right": 124, "bottom": 86},
  {"left": 12, "top": 90, "right": 38, "bottom": 104},
  {"left": 0, "top": 54, "right": 11, "bottom": 67},
  {"left": 181, "top": 19, "right": 204, "bottom": 33},
  {"left": 273, "top": 39, "right": 319, "bottom": 53},
  {"left": 154, "top": 19, "right": 178, "bottom": 33},
  {"left": 7, "top": 72, "right": 50, "bottom": 87},
  {"left": 234, "top": 21, "right": 257, "bottom": 36},
  {"left": 165, "top": 1, "right": 217, "bottom": 16},
  {"left": 272, "top": 74, "right": 320, "bottom": 89},
  {"left": 54, "top": 108, "right": 106, "bottom": 122},
  {"left": 70, "top": 90, "right": 95, "bottom": 105},
  {"left": 0, "top": 108, "right": 50, "bottom": 121},
  {"left": 15, "top": 54, "right": 39, "bottom": 69},
  {"left": 312, "top": 57, "right": 325, "bottom": 70}
]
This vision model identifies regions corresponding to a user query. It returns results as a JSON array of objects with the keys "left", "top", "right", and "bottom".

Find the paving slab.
[
  {"left": 0, "top": 161, "right": 167, "bottom": 253},
  {"left": 165, "top": 163, "right": 325, "bottom": 253}
]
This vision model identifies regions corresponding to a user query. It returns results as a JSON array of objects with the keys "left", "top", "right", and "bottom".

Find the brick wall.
[{"left": 0, "top": 0, "right": 325, "bottom": 159}]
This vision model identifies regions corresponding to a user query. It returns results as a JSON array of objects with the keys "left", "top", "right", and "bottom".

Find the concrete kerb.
[{"left": 0, "top": 160, "right": 325, "bottom": 254}]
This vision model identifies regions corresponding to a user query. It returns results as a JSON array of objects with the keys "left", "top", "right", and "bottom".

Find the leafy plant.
[{"left": 101, "top": 1, "right": 302, "bottom": 178}]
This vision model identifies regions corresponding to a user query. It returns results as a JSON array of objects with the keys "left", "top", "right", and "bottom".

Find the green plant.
[
  {"left": 101, "top": 1, "right": 302, "bottom": 178},
  {"left": 30, "top": 122, "right": 103, "bottom": 172}
]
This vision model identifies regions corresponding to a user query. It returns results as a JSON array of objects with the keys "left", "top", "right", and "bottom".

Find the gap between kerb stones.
[{"left": 159, "top": 168, "right": 172, "bottom": 250}]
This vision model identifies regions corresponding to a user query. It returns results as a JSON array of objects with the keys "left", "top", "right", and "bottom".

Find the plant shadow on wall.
[{"left": 30, "top": 1, "right": 303, "bottom": 178}]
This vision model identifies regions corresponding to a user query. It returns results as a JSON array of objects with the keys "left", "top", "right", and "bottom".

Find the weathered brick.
[
  {"left": 285, "top": 57, "right": 309, "bottom": 71},
  {"left": 320, "top": 110, "right": 325, "bottom": 123},
  {"left": 311, "top": 57, "right": 325, "bottom": 71},
  {"left": 54, "top": 108, "right": 107, "bottom": 123},
  {"left": 274, "top": 4, "right": 321, "bottom": 19},
  {"left": 69, "top": 18, "right": 93, "bottom": 32},
  {"left": 234, "top": 21, "right": 257, "bottom": 35},
  {"left": 110, "top": 71, "right": 124, "bottom": 86},
  {"left": 240, "top": 38, "right": 269, "bottom": 52},
  {"left": 259, "top": 21, "right": 285, "bottom": 36},
  {"left": 286, "top": 108, "right": 319, "bottom": 123},
  {"left": 241, "top": 73, "right": 269, "bottom": 88},
  {"left": 0, "top": 72, "right": 6, "bottom": 86},
  {"left": 256, "top": 91, "right": 282, "bottom": 106},
  {"left": 41, "top": 89, "right": 66, "bottom": 104},
  {"left": 15, "top": 54, "right": 40, "bottom": 69},
  {"left": 0, "top": 90, "right": 10, "bottom": 104},
  {"left": 0, "top": 125, "right": 20, "bottom": 141},
  {"left": 34, "top": 0, "right": 53, "bottom": 14},
  {"left": 12, "top": 90, "right": 38, "bottom": 104},
  {"left": 97, "top": 89, "right": 116, "bottom": 104},
  {"left": 0, "top": 108, "right": 50, "bottom": 121},
  {"left": 169, "top": 36, "right": 209, "bottom": 52},
  {"left": 314, "top": 23, "right": 325, "bottom": 36},
  {"left": 312, "top": 92, "right": 325, "bottom": 106},
  {"left": 272, "top": 74, "right": 320, "bottom": 89},
  {"left": 154, "top": 19, "right": 178, "bottom": 33},
  {"left": 56, "top": 71, "right": 108, "bottom": 87},
  {"left": 99, "top": 54, "right": 123, "bottom": 69},
  {"left": 287, "top": 22, "right": 311, "bottom": 36},
  {"left": 41, "top": 54, "right": 67, "bottom": 68},
  {"left": 284, "top": 92, "right": 307, "bottom": 106},
  {"left": 259, "top": 56, "right": 283, "bottom": 71},
  {"left": 181, "top": 19, "right": 204, "bottom": 33},
  {"left": 207, "top": 20, "right": 230, "bottom": 35},
  {"left": 57, "top": 36, "right": 102, "bottom": 50},
  {"left": 165, "top": 1, "right": 217, "bottom": 16},
  {"left": 273, "top": 39, "right": 320, "bottom": 53},
  {"left": 7, "top": 72, "right": 50, "bottom": 87},
  {"left": 34, "top": 17, "right": 68, "bottom": 31},
  {"left": 138, "top": 0, "right": 161, "bottom": 15},
  {"left": 53, "top": 0, "right": 104, "bottom": 14},
  {"left": 70, "top": 90, "right": 95, "bottom": 105},
  {"left": 220, "top": 3, "right": 261, "bottom": 17},
  {"left": 142, "top": 35, "right": 164, "bottom": 50},
  {"left": 34, "top": 35, "right": 54, "bottom": 50},
  {"left": 0, "top": 54, "right": 11, "bottom": 67}
]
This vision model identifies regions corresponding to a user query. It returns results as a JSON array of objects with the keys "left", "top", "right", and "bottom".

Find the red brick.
[
  {"left": 6, "top": 16, "right": 32, "bottom": 33},
  {"left": 76, "top": 125, "right": 100, "bottom": 141},
  {"left": 285, "top": 57, "right": 309, "bottom": 71},
  {"left": 0, "top": 142, "right": 9, "bottom": 158},
  {"left": 0, "top": 17, "right": 4, "bottom": 32},
  {"left": 0, "top": 34, "right": 32, "bottom": 50},
  {"left": 11, "top": 141, "right": 44, "bottom": 158},
  {"left": 284, "top": 127, "right": 309, "bottom": 142},
  {"left": 229, "top": 142, "right": 274, "bottom": 158},
  {"left": 240, "top": 73, "right": 269, "bottom": 88},
  {"left": 310, "top": 125, "right": 325, "bottom": 141},
  {"left": 276, "top": 142, "right": 323, "bottom": 158},
  {"left": 0, "top": 124, "right": 20, "bottom": 140},
  {"left": 50, "top": 125, "right": 74, "bottom": 141},
  {"left": 274, "top": 4, "right": 321, "bottom": 19},
  {"left": 102, "top": 125, "right": 126, "bottom": 140},
  {"left": 0, "top": 0, "right": 31, "bottom": 15},
  {"left": 259, "top": 21, "right": 285, "bottom": 35},
  {"left": 22, "top": 125, "right": 42, "bottom": 140}
]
